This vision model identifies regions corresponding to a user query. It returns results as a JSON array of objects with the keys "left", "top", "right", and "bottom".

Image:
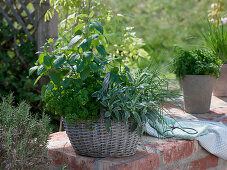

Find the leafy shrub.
[
  {"left": 42, "top": 0, "right": 152, "bottom": 69},
  {"left": 0, "top": 20, "right": 40, "bottom": 112},
  {"left": 30, "top": 18, "right": 108, "bottom": 123},
  {"left": 0, "top": 94, "right": 51, "bottom": 169},
  {"left": 173, "top": 48, "right": 222, "bottom": 79}
]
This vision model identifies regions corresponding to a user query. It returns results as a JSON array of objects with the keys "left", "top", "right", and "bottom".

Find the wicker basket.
[{"left": 63, "top": 119, "right": 140, "bottom": 158}]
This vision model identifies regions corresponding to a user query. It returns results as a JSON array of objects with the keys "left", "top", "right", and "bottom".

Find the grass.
[{"left": 107, "top": 0, "right": 224, "bottom": 70}]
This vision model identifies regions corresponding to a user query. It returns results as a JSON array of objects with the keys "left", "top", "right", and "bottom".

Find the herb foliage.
[
  {"left": 173, "top": 48, "right": 222, "bottom": 79},
  {"left": 201, "top": 21, "right": 227, "bottom": 63},
  {"left": 30, "top": 13, "right": 108, "bottom": 123},
  {"left": 0, "top": 94, "right": 50, "bottom": 169},
  {"left": 93, "top": 69, "right": 180, "bottom": 134}
]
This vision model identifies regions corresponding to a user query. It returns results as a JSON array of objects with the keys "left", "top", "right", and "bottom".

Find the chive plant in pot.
[
  {"left": 30, "top": 17, "right": 179, "bottom": 157},
  {"left": 173, "top": 48, "right": 222, "bottom": 113},
  {"left": 201, "top": 18, "right": 227, "bottom": 96}
]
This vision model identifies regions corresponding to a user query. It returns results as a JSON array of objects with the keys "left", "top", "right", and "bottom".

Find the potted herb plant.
[
  {"left": 30, "top": 17, "right": 180, "bottom": 157},
  {"left": 173, "top": 47, "right": 222, "bottom": 114},
  {"left": 201, "top": 18, "right": 227, "bottom": 96}
]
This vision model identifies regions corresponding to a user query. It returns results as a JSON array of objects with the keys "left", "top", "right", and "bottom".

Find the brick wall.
[
  {"left": 48, "top": 132, "right": 227, "bottom": 170},
  {"left": 48, "top": 96, "right": 227, "bottom": 170}
]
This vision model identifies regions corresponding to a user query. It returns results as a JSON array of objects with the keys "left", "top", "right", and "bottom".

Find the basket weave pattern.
[{"left": 63, "top": 119, "right": 140, "bottom": 157}]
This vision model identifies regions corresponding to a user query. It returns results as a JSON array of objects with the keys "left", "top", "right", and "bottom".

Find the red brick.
[
  {"left": 48, "top": 149, "right": 69, "bottom": 166},
  {"left": 218, "top": 168, "right": 227, "bottom": 170},
  {"left": 48, "top": 145, "right": 96, "bottom": 170},
  {"left": 99, "top": 150, "right": 160, "bottom": 170},
  {"left": 193, "top": 107, "right": 227, "bottom": 121},
  {"left": 184, "top": 155, "right": 218, "bottom": 170},
  {"left": 168, "top": 108, "right": 189, "bottom": 119},
  {"left": 146, "top": 139, "right": 198, "bottom": 165},
  {"left": 69, "top": 155, "right": 96, "bottom": 170},
  {"left": 49, "top": 131, "right": 68, "bottom": 142},
  {"left": 218, "top": 117, "right": 227, "bottom": 123}
]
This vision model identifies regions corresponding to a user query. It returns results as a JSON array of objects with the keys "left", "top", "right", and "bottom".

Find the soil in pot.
[
  {"left": 182, "top": 75, "right": 215, "bottom": 114},
  {"left": 214, "top": 64, "right": 227, "bottom": 97},
  {"left": 63, "top": 119, "right": 140, "bottom": 158}
]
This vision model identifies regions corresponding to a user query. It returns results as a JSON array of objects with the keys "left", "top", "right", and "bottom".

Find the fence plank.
[
  {"left": 18, "top": 0, "right": 35, "bottom": 25},
  {"left": 0, "top": 4, "right": 15, "bottom": 30},
  {"left": 5, "top": 0, "right": 34, "bottom": 42}
]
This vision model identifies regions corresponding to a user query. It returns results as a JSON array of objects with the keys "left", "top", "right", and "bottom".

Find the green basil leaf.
[
  {"left": 37, "top": 64, "right": 45, "bottom": 75},
  {"left": 73, "top": 23, "right": 85, "bottom": 34},
  {"left": 53, "top": 55, "right": 65, "bottom": 68},
  {"left": 96, "top": 45, "right": 106, "bottom": 57},
  {"left": 48, "top": 38, "right": 54, "bottom": 44},
  {"left": 68, "top": 54, "right": 80, "bottom": 66},
  {"left": 68, "top": 35, "right": 82, "bottom": 47},
  {"left": 45, "top": 83, "right": 54, "bottom": 93},
  {"left": 38, "top": 54, "right": 45, "bottom": 64},
  {"left": 80, "top": 68, "right": 90, "bottom": 80},
  {"left": 77, "top": 60, "right": 86, "bottom": 72},
  {"left": 78, "top": 38, "right": 91, "bottom": 51},
  {"left": 61, "top": 78, "right": 72, "bottom": 89},
  {"left": 90, "top": 62, "right": 99, "bottom": 72},
  {"left": 41, "top": 85, "right": 46, "bottom": 97},
  {"left": 50, "top": 71, "right": 62, "bottom": 85},
  {"left": 89, "top": 11, "right": 94, "bottom": 18},
  {"left": 29, "top": 66, "right": 38, "bottom": 76},
  {"left": 78, "top": 14, "right": 88, "bottom": 18},
  {"left": 90, "top": 21, "right": 104, "bottom": 34},
  {"left": 44, "top": 55, "right": 52, "bottom": 68},
  {"left": 94, "top": 56, "right": 103, "bottom": 64},
  {"left": 83, "top": 51, "right": 93, "bottom": 62}
]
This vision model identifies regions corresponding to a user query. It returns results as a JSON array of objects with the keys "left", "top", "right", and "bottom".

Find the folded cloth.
[{"left": 145, "top": 116, "right": 227, "bottom": 160}]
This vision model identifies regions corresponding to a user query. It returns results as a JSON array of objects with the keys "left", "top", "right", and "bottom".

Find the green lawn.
[{"left": 107, "top": 0, "right": 218, "bottom": 70}]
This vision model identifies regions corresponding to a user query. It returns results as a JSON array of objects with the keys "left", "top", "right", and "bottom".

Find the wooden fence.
[{"left": 0, "top": 0, "right": 58, "bottom": 50}]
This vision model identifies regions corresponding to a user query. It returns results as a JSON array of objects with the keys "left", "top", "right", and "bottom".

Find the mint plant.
[{"left": 29, "top": 15, "right": 108, "bottom": 123}]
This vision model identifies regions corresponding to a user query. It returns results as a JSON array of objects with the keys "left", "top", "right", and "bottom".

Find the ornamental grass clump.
[
  {"left": 201, "top": 1, "right": 227, "bottom": 63},
  {"left": 201, "top": 20, "right": 227, "bottom": 63},
  {"left": 0, "top": 94, "right": 51, "bottom": 169}
]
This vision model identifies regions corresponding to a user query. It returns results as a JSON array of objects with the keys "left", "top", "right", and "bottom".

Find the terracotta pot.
[
  {"left": 182, "top": 75, "right": 215, "bottom": 114},
  {"left": 214, "top": 64, "right": 227, "bottom": 97}
]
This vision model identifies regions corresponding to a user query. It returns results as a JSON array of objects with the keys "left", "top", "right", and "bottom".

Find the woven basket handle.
[{"left": 102, "top": 72, "right": 110, "bottom": 90}]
